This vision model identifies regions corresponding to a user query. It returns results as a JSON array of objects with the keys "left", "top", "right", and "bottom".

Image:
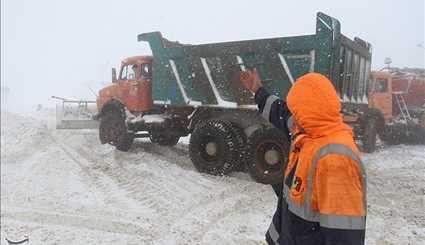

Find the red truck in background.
[
  {"left": 391, "top": 70, "right": 425, "bottom": 116},
  {"left": 369, "top": 68, "right": 425, "bottom": 145}
]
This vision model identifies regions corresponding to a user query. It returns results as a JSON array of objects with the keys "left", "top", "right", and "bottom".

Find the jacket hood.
[{"left": 286, "top": 73, "right": 352, "bottom": 138}]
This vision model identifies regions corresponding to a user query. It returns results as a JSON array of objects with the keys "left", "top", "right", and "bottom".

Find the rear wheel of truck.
[
  {"left": 99, "top": 112, "right": 134, "bottom": 152},
  {"left": 361, "top": 118, "right": 377, "bottom": 153},
  {"left": 149, "top": 133, "right": 180, "bottom": 146},
  {"left": 245, "top": 127, "right": 289, "bottom": 184},
  {"left": 381, "top": 126, "right": 404, "bottom": 145},
  {"left": 189, "top": 120, "right": 244, "bottom": 175}
]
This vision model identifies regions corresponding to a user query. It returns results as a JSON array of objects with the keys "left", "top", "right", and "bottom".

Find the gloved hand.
[{"left": 240, "top": 69, "right": 263, "bottom": 93}]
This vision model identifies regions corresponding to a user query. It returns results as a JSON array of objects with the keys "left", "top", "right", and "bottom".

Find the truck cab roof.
[{"left": 121, "top": 55, "right": 153, "bottom": 65}]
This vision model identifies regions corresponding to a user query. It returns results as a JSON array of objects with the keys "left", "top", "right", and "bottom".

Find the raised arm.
[{"left": 240, "top": 69, "right": 292, "bottom": 138}]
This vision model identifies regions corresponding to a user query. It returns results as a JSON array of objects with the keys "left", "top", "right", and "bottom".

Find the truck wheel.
[
  {"left": 189, "top": 120, "right": 243, "bottom": 175},
  {"left": 361, "top": 118, "right": 377, "bottom": 153},
  {"left": 381, "top": 127, "right": 403, "bottom": 145},
  {"left": 99, "top": 112, "right": 134, "bottom": 152},
  {"left": 149, "top": 133, "right": 180, "bottom": 146},
  {"left": 245, "top": 127, "right": 289, "bottom": 184}
]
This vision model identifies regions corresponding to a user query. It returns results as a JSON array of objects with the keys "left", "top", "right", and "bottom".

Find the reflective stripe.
[
  {"left": 309, "top": 50, "right": 315, "bottom": 72},
  {"left": 320, "top": 214, "right": 366, "bottom": 230},
  {"left": 285, "top": 185, "right": 320, "bottom": 222},
  {"left": 278, "top": 53, "right": 295, "bottom": 84},
  {"left": 285, "top": 143, "right": 367, "bottom": 230},
  {"left": 283, "top": 182, "right": 289, "bottom": 197},
  {"left": 267, "top": 222, "right": 279, "bottom": 244},
  {"left": 262, "top": 95, "right": 279, "bottom": 121}
]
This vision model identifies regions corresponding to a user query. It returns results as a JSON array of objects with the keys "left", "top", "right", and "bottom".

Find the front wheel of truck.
[
  {"left": 99, "top": 112, "right": 134, "bottom": 152},
  {"left": 245, "top": 127, "right": 289, "bottom": 184},
  {"left": 189, "top": 120, "right": 243, "bottom": 175}
]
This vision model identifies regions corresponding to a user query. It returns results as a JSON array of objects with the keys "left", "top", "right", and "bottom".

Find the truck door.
[
  {"left": 370, "top": 76, "right": 392, "bottom": 121},
  {"left": 119, "top": 63, "right": 153, "bottom": 112},
  {"left": 118, "top": 63, "right": 141, "bottom": 111},
  {"left": 139, "top": 63, "right": 153, "bottom": 111}
]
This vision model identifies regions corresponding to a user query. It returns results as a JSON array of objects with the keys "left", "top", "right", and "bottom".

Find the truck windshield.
[{"left": 120, "top": 64, "right": 137, "bottom": 80}]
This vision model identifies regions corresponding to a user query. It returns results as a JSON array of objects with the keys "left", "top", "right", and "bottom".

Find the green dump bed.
[{"left": 138, "top": 12, "right": 372, "bottom": 108}]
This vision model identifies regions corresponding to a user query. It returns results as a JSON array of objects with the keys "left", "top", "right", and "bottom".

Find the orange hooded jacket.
[{"left": 284, "top": 73, "right": 367, "bottom": 229}]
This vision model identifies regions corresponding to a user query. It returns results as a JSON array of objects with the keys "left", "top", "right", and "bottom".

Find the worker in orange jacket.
[{"left": 241, "top": 70, "right": 367, "bottom": 245}]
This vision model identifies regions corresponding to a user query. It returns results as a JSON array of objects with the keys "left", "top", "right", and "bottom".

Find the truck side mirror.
[{"left": 112, "top": 68, "right": 117, "bottom": 83}]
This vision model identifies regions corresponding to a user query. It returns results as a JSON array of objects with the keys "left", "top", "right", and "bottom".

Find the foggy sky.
[{"left": 1, "top": 0, "right": 424, "bottom": 112}]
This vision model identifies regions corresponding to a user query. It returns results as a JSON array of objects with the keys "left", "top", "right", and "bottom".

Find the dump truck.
[
  {"left": 369, "top": 69, "right": 425, "bottom": 145},
  {"left": 95, "top": 12, "right": 374, "bottom": 184}
]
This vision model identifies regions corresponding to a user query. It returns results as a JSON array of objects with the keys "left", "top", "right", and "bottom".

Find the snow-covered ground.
[{"left": 1, "top": 110, "right": 424, "bottom": 244}]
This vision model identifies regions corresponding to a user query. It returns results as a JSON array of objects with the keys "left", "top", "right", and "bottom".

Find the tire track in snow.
[
  {"left": 132, "top": 140, "right": 195, "bottom": 171},
  {"left": 156, "top": 183, "right": 265, "bottom": 245},
  {"left": 2, "top": 116, "right": 153, "bottom": 241},
  {"left": 48, "top": 131, "right": 144, "bottom": 212},
  {"left": 131, "top": 141, "right": 234, "bottom": 189},
  {"left": 62, "top": 131, "right": 267, "bottom": 243},
  {"left": 59, "top": 133, "right": 203, "bottom": 230},
  {"left": 80, "top": 133, "right": 217, "bottom": 199},
  {"left": 1, "top": 207, "right": 151, "bottom": 237},
  {"left": 73, "top": 145, "right": 183, "bottom": 215}
]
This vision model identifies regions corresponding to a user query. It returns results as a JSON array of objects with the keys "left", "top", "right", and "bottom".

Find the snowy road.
[{"left": 1, "top": 110, "right": 424, "bottom": 244}]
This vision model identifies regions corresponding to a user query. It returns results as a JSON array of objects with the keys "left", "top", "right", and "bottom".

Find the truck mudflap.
[{"left": 52, "top": 96, "right": 99, "bottom": 129}]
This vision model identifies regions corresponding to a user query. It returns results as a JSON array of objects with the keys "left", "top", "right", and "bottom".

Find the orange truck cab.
[
  {"left": 369, "top": 71, "right": 393, "bottom": 122},
  {"left": 97, "top": 56, "right": 153, "bottom": 113},
  {"left": 369, "top": 71, "right": 425, "bottom": 143}
]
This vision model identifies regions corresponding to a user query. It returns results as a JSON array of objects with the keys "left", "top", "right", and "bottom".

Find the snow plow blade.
[{"left": 52, "top": 96, "right": 99, "bottom": 129}]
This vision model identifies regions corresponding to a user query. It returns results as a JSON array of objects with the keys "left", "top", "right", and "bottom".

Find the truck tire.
[
  {"left": 245, "top": 127, "right": 289, "bottom": 184},
  {"left": 149, "top": 133, "right": 180, "bottom": 146},
  {"left": 361, "top": 118, "right": 377, "bottom": 153},
  {"left": 381, "top": 127, "right": 403, "bottom": 145},
  {"left": 189, "top": 120, "right": 243, "bottom": 175},
  {"left": 99, "top": 112, "right": 134, "bottom": 152}
]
